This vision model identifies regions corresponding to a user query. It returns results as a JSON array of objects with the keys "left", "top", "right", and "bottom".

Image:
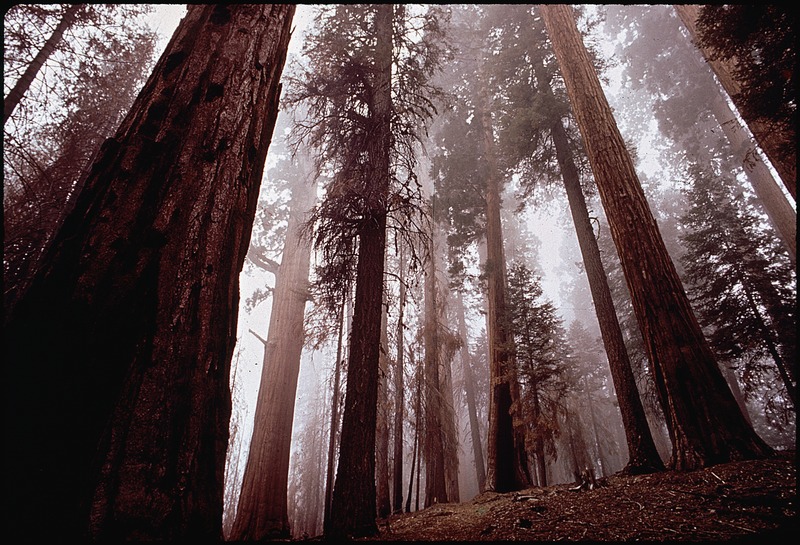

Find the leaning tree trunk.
[
  {"left": 673, "top": 4, "right": 796, "bottom": 200},
  {"left": 230, "top": 163, "right": 316, "bottom": 541},
  {"left": 540, "top": 4, "right": 772, "bottom": 471},
  {"left": 3, "top": 5, "right": 294, "bottom": 541},
  {"left": 549, "top": 117, "right": 664, "bottom": 475},
  {"left": 705, "top": 93, "right": 796, "bottom": 265},
  {"left": 326, "top": 4, "right": 392, "bottom": 539},
  {"left": 4, "top": 4, "right": 83, "bottom": 123}
]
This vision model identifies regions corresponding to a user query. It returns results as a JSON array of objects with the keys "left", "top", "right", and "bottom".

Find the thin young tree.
[
  {"left": 3, "top": 5, "right": 294, "bottom": 541},
  {"left": 540, "top": 3, "right": 772, "bottom": 470}
]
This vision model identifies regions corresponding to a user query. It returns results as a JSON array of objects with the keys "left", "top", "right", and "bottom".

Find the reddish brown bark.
[
  {"left": 479, "top": 92, "right": 532, "bottom": 492},
  {"left": 326, "top": 4, "right": 392, "bottom": 539},
  {"left": 540, "top": 4, "right": 771, "bottom": 471},
  {"left": 231, "top": 166, "right": 316, "bottom": 541},
  {"left": 4, "top": 5, "right": 294, "bottom": 541},
  {"left": 673, "top": 4, "right": 796, "bottom": 199}
]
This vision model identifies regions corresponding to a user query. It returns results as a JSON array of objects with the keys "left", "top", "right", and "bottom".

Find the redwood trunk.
[
  {"left": 231, "top": 166, "right": 316, "bottom": 540},
  {"left": 479, "top": 94, "right": 532, "bottom": 492},
  {"left": 423, "top": 246, "right": 448, "bottom": 506},
  {"left": 456, "top": 292, "right": 487, "bottom": 491},
  {"left": 4, "top": 5, "right": 294, "bottom": 541},
  {"left": 326, "top": 4, "right": 392, "bottom": 538},
  {"left": 540, "top": 4, "right": 772, "bottom": 471},
  {"left": 673, "top": 4, "right": 796, "bottom": 199},
  {"left": 550, "top": 118, "right": 664, "bottom": 474}
]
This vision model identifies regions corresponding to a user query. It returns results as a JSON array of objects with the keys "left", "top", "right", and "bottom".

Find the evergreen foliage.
[
  {"left": 679, "top": 164, "right": 796, "bottom": 417},
  {"left": 695, "top": 5, "right": 796, "bottom": 137}
]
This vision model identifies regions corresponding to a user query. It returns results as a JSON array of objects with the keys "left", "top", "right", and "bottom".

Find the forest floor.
[{"left": 310, "top": 449, "right": 796, "bottom": 542}]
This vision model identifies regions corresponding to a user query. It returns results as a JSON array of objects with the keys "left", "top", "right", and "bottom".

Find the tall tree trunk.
[
  {"left": 673, "top": 4, "right": 796, "bottom": 199},
  {"left": 3, "top": 5, "right": 294, "bottom": 541},
  {"left": 392, "top": 247, "right": 406, "bottom": 514},
  {"left": 231, "top": 166, "right": 316, "bottom": 540},
  {"left": 704, "top": 70, "right": 796, "bottom": 263},
  {"left": 530, "top": 388, "right": 548, "bottom": 487},
  {"left": 376, "top": 293, "right": 392, "bottom": 518},
  {"left": 323, "top": 298, "right": 348, "bottom": 530},
  {"left": 479, "top": 92, "right": 532, "bottom": 492},
  {"left": 406, "top": 356, "right": 422, "bottom": 513},
  {"left": 327, "top": 4, "right": 392, "bottom": 538},
  {"left": 440, "top": 320, "right": 461, "bottom": 504},
  {"left": 455, "top": 292, "right": 487, "bottom": 491},
  {"left": 540, "top": 4, "right": 772, "bottom": 470},
  {"left": 423, "top": 242, "right": 448, "bottom": 506},
  {"left": 550, "top": 117, "right": 664, "bottom": 474},
  {"left": 4, "top": 4, "right": 83, "bottom": 123}
]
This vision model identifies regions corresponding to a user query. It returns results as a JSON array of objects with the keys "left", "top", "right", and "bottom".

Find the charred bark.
[{"left": 479, "top": 93, "right": 532, "bottom": 492}]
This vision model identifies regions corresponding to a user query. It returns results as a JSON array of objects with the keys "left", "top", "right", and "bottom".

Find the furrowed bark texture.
[
  {"left": 231, "top": 164, "right": 316, "bottom": 541},
  {"left": 327, "top": 3, "right": 392, "bottom": 539},
  {"left": 479, "top": 94, "right": 532, "bottom": 492},
  {"left": 3, "top": 5, "right": 294, "bottom": 541},
  {"left": 423, "top": 246, "right": 448, "bottom": 506},
  {"left": 540, "top": 4, "right": 772, "bottom": 471},
  {"left": 674, "top": 4, "right": 796, "bottom": 199},
  {"left": 550, "top": 118, "right": 664, "bottom": 474}
]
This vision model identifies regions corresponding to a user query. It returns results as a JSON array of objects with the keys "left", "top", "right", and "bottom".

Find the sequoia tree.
[
  {"left": 674, "top": 4, "right": 796, "bottom": 200},
  {"left": 3, "top": 5, "right": 294, "bottom": 541},
  {"left": 288, "top": 4, "right": 446, "bottom": 537},
  {"left": 230, "top": 153, "right": 317, "bottom": 540},
  {"left": 540, "top": 4, "right": 772, "bottom": 470},
  {"left": 487, "top": 4, "right": 663, "bottom": 474}
]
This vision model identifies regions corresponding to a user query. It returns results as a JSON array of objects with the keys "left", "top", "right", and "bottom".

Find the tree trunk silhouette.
[
  {"left": 327, "top": 4, "right": 392, "bottom": 538},
  {"left": 231, "top": 165, "right": 316, "bottom": 540},
  {"left": 540, "top": 4, "right": 772, "bottom": 470},
  {"left": 323, "top": 298, "right": 348, "bottom": 528},
  {"left": 3, "top": 5, "right": 294, "bottom": 541},
  {"left": 4, "top": 4, "right": 83, "bottom": 123},
  {"left": 549, "top": 117, "right": 664, "bottom": 475},
  {"left": 673, "top": 4, "right": 796, "bottom": 199},
  {"left": 376, "top": 291, "right": 392, "bottom": 518}
]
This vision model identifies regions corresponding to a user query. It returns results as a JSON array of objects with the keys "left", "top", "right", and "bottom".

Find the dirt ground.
[{"left": 354, "top": 449, "right": 795, "bottom": 542}]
